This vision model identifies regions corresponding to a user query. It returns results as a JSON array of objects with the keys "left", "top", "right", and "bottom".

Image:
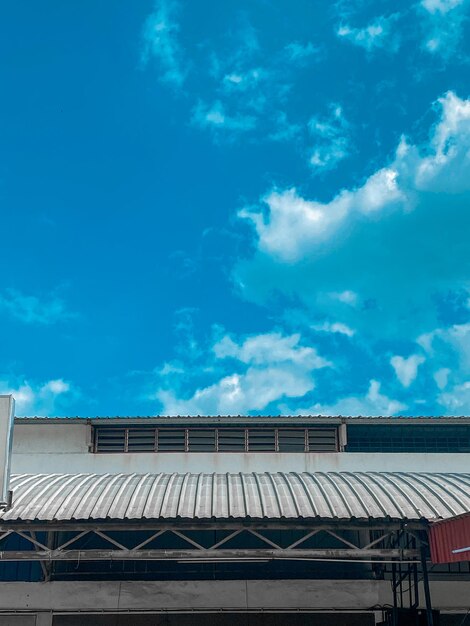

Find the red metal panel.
[{"left": 429, "top": 512, "right": 470, "bottom": 564}]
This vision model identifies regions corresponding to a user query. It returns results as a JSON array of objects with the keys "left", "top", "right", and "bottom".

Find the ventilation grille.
[{"left": 94, "top": 427, "right": 339, "bottom": 453}]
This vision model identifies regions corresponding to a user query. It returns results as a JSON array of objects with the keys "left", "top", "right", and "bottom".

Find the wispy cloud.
[
  {"left": 192, "top": 100, "right": 257, "bottom": 137},
  {"left": 285, "top": 380, "right": 406, "bottom": 417},
  {"left": 0, "top": 289, "right": 74, "bottom": 325},
  {"left": 337, "top": 14, "right": 400, "bottom": 52},
  {"left": 141, "top": 0, "right": 188, "bottom": 87},
  {"left": 419, "top": 0, "right": 469, "bottom": 58},
  {"left": 308, "top": 104, "right": 351, "bottom": 171},
  {"left": 422, "top": 0, "right": 465, "bottom": 14},
  {"left": 268, "top": 112, "right": 302, "bottom": 143},
  {"left": 312, "top": 321, "right": 355, "bottom": 337},
  {"left": 284, "top": 41, "right": 321, "bottom": 64},
  {"left": 140, "top": 8, "right": 321, "bottom": 145}
]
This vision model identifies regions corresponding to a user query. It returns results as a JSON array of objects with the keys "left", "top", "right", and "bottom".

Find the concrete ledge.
[
  {"left": 11, "top": 452, "right": 470, "bottom": 475},
  {"left": 0, "top": 580, "right": 468, "bottom": 612}
]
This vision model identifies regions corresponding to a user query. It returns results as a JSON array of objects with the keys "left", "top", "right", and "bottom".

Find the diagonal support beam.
[
  {"left": 324, "top": 530, "right": 360, "bottom": 550},
  {"left": 14, "top": 531, "right": 49, "bottom": 551},
  {"left": 285, "top": 530, "right": 321, "bottom": 550},
  {"left": 246, "top": 529, "right": 283, "bottom": 550}
]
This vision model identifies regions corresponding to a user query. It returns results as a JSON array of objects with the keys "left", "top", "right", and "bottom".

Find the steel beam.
[{"left": 0, "top": 548, "right": 420, "bottom": 561}]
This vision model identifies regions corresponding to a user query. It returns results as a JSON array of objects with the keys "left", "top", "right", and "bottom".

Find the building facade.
[{"left": 0, "top": 415, "right": 469, "bottom": 625}]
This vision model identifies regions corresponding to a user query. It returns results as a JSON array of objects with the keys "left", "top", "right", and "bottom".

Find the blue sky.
[{"left": 2, "top": 0, "right": 470, "bottom": 416}]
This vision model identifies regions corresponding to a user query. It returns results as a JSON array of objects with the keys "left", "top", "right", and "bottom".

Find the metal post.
[
  {"left": 392, "top": 562, "right": 398, "bottom": 625},
  {"left": 420, "top": 545, "right": 434, "bottom": 626}
]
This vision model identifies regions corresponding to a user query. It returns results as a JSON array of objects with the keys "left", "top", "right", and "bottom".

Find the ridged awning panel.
[{"left": 1, "top": 472, "right": 469, "bottom": 522}]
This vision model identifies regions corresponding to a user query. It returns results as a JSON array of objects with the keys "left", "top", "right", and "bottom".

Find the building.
[{"left": 0, "top": 413, "right": 469, "bottom": 625}]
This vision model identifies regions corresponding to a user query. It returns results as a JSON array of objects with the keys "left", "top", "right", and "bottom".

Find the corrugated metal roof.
[{"left": 1, "top": 472, "right": 469, "bottom": 522}]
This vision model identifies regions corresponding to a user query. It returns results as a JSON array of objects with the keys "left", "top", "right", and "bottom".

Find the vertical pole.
[
  {"left": 412, "top": 536, "right": 419, "bottom": 609},
  {"left": 392, "top": 562, "right": 398, "bottom": 625},
  {"left": 420, "top": 545, "right": 434, "bottom": 626}
]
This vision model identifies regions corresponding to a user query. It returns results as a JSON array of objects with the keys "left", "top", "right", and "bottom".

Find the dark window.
[{"left": 347, "top": 424, "right": 470, "bottom": 453}]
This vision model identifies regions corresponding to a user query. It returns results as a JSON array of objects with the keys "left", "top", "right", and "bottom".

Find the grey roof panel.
[
  {"left": 1, "top": 472, "right": 469, "bottom": 523},
  {"left": 14, "top": 415, "right": 470, "bottom": 425}
]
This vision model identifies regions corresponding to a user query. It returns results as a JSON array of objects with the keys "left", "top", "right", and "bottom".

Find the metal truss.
[{"left": 0, "top": 522, "right": 423, "bottom": 564}]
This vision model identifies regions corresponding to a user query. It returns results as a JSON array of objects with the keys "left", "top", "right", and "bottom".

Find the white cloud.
[
  {"left": 239, "top": 166, "right": 403, "bottom": 262},
  {"left": 222, "top": 68, "right": 264, "bottom": 92},
  {"left": 157, "top": 331, "right": 330, "bottom": 415},
  {"left": 288, "top": 380, "right": 406, "bottom": 416},
  {"left": 0, "top": 289, "right": 73, "bottom": 325},
  {"left": 0, "top": 377, "right": 74, "bottom": 416},
  {"left": 159, "top": 366, "right": 316, "bottom": 415},
  {"left": 192, "top": 100, "right": 257, "bottom": 134},
  {"left": 284, "top": 42, "right": 320, "bottom": 63},
  {"left": 419, "top": 323, "right": 470, "bottom": 369},
  {"left": 439, "top": 381, "right": 470, "bottom": 413},
  {"left": 337, "top": 15, "right": 399, "bottom": 52},
  {"left": 419, "top": 0, "right": 468, "bottom": 58},
  {"left": 213, "top": 332, "right": 329, "bottom": 368},
  {"left": 330, "top": 291, "right": 359, "bottom": 306},
  {"left": 390, "top": 354, "right": 425, "bottom": 387},
  {"left": 421, "top": 0, "right": 464, "bottom": 15},
  {"left": 308, "top": 105, "right": 351, "bottom": 171},
  {"left": 434, "top": 367, "right": 450, "bottom": 389},
  {"left": 141, "top": 0, "right": 187, "bottom": 87},
  {"left": 312, "top": 322, "right": 355, "bottom": 337},
  {"left": 239, "top": 92, "right": 470, "bottom": 263},
  {"left": 413, "top": 92, "right": 470, "bottom": 192},
  {"left": 416, "top": 323, "right": 470, "bottom": 412},
  {"left": 268, "top": 112, "right": 302, "bottom": 143}
]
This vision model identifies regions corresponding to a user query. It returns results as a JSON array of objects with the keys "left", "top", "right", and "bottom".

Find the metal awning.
[{"left": 2, "top": 471, "right": 469, "bottom": 522}]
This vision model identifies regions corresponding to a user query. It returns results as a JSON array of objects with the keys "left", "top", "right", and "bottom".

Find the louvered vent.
[
  {"left": 278, "top": 429, "right": 306, "bottom": 452},
  {"left": 217, "top": 429, "right": 246, "bottom": 451},
  {"left": 157, "top": 429, "right": 186, "bottom": 451},
  {"left": 248, "top": 429, "right": 276, "bottom": 451},
  {"left": 94, "top": 426, "right": 339, "bottom": 453},
  {"left": 95, "top": 428, "right": 127, "bottom": 452},
  {"left": 308, "top": 428, "right": 337, "bottom": 451},
  {"left": 188, "top": 429, "right": 215, "bottom": 452}
]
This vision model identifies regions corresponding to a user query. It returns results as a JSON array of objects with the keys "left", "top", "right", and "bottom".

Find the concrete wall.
[
  {"left": 10, "top": 423, "right": 470, "bottom": 474},
  {"left": 0, "top": 580, "right": 467, "bottom": 613},
  {"left": 12, "top": 424, "right": 90, "bottom": 455},
  {"left": 52, "top": 615, "right": 374, "bottom": 625},
  {"left": 0, "top": 615, "right": 374, "bottom": 626}
]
